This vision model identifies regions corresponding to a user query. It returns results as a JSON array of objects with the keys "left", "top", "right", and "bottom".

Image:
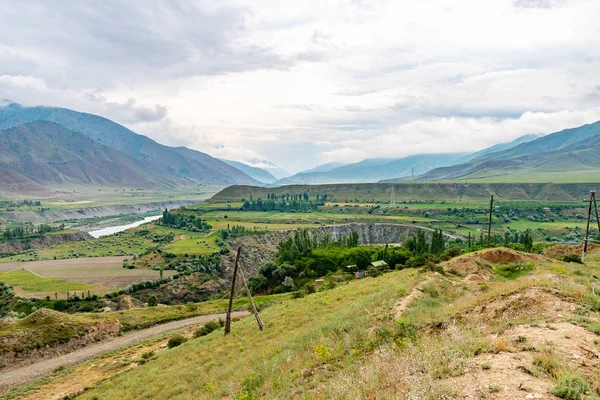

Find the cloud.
[
  {"left": 1, "top": 0, "right": 600, "bottom": 172},
  {"left": 514, "top": 0, "right": 565, "bottom": 8}
]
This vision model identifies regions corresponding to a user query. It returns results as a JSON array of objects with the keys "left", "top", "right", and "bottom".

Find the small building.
[
  {"left": 543, "top": 207, "right": 551, "bottom": 212},
  {"left": 315, "top": 279, "right": 324, "bottom": 285},
  {"left": 345, "top": 264, "right": 358, "bottom": 273},
  {"left": 370, "top": 260, "right": 388, "bottom": 269}
]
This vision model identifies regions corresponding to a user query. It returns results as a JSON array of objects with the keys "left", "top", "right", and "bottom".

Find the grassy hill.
[
  {"left": 211, "top": 182, "right": 600, "bottom": 203},
  {"left": 20, "top": 246, "right": 598, "bottom": 399}
]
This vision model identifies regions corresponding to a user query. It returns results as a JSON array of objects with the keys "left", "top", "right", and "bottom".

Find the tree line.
[
  {"left": 2, "top": 223, "right": 66, "bottom": 241},
  {"left": 159, "top": 209, "right": 211, "bottom": 232}
]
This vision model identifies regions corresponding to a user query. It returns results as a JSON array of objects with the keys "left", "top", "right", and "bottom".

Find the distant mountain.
[
  {"left": 455, "top": 134, "right": 540, "bottom": 164},
  {"left": 301, "top": 162, "right": 349, "bottom": 174},
  {"left": 0, "top": 121, "right": 166, "bottom": 188},
  {"left": 275, "top": 154, "right": 466, "bottom": 185},
  {"left": 406, "top": 121, "right": 600, "bottom": 182},
  {"left": 219, "top": 159, "right": 277, "bottom": 183},
  {"left": 0, "top": 103, "right": 259, "bottom": 192},
  {"left": 241, "top": 159, "right": 290, "bottom": 180}
]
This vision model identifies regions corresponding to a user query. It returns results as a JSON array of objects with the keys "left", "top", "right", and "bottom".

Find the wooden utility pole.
[
  {"left": 239, "top": 265, "right": 265, "bottom": 331},
  {"left": 582, "top": 191, "right": 599, "bottom": 262},
  {"left": 224, "top": 246, "right": 241, "bottom": 335},
  {"left": 487, "top": 195, "right": 494, "bottom": 248}
]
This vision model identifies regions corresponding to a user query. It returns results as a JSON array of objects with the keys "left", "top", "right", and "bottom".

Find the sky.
[{"left": 1, "top": 0, "right": 600, "bottom": 174}]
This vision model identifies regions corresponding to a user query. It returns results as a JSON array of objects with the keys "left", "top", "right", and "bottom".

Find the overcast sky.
[{"left": 1, "top": 0, "right": 600, "bottom": 173}]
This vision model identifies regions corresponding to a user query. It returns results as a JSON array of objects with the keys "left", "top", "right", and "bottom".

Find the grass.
[
  {"left": 552, "top": 373, "right": 591, "bottom": 400},
  {"left": 0, "top": 270, "right": 99, "bottom": 297},
  {"left": 77, "top": 269, "right": 421, "bottom": 399},
  {"left": 493, "top": 262, "right": 534, "bottom": 279},
  {"left": 9, "top": 249, "right": 600, "bottom": 398}
]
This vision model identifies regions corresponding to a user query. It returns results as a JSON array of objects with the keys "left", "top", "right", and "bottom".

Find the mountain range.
[
  {"left": 276, "top": 154, "right": 468, "bottom": 185},
  {"left": 383, "top": 121, "right": 600, "bottom": 183},
  {"left": 219, "top": 159, "right": 277, "bottom": 183},
  {"left": 0, "top": 103, "right": 266, "bottom": 194},
  {"left": 3, "top": 102, "right": 600, "bottom": 194}
]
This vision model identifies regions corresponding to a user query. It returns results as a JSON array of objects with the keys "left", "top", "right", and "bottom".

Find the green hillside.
[{"left": 211, "top": 182, "right": 600, "bottom": 203}]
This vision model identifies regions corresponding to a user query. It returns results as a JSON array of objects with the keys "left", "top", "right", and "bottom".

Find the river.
[{"left": 88, "top": 215, "right": 162, "bottom": 238}]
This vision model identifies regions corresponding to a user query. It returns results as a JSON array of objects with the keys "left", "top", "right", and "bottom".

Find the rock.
[
  {"left": 572, "top": 353, "right": 581, "bottom": 359},
  {"left": 525, "top": 393, "right": 543, "bottom": 399}
]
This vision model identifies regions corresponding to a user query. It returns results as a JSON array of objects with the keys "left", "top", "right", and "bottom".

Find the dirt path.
[{"left": 0, "top": 311, "right": 249, "bottom": 394}]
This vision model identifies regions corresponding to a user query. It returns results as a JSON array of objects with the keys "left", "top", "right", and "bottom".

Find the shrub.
[
  {"left": 148, "top": 295, "right": 158, "bottom": 307},
  {"left": 563, "top": 254, "right": 583, "bottom": 264},
  {"left": 552, "top": 373, "right": 591, "bottom": 400},
  {"left": 194, "top": 320, "right": 220, "bottom": 337},
  {"left": 303, "top": 282, "right": 316, "bottom": 294},
  {"left": 440, "top": 246, "right": 462, "bottom": 261},
  {"left": 494, "top": 262, "right": 534, "bottom": 279},
  {"left": 141, "top": 351, "right": 154, "bottom": 360},
  {"left": 167, "top": 335, "right": 187, "bottom": 348}
]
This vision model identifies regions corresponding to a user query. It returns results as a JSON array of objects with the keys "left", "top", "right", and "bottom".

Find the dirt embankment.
[
  {"left": 0, "top": 309, "right": 123, "bottom": 369},
  {"left": 0, "top": 231, "right": 91, "bottom": 254},
  {"left": 1, "top": 200, "right": 198, "bottom": 224},
  {"left": 443, "top": 247, "right": 543, "bottom": 281}
]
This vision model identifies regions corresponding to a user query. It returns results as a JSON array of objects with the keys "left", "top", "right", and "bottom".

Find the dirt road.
[{"left": 0, "top": 311, "right": 249, "bottom": 393}]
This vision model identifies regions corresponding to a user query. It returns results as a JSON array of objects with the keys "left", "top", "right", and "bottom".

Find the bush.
[
  {"left": 148, "top": 295, "right": 158, "bottom": 307},
  {"left": 552, "top": 373, "right": 591, "bottom": 400},
  {"left": 194, "top": 320, "right": 221, "bottom": 337},
  {"left": 440, "top": 246, "right": 462, "bottom": 261},
  {"left": 303, "top": 282, "right": 316, "bottom": 294},
  {"left": 494, "top": 262, "right": 534, "bottom": 279},
  {"left": 167, "top": 335, "right": 187, "bottom": 348},
  {"left": 563, "top": 254, "right": 583, "bottom": 264}
]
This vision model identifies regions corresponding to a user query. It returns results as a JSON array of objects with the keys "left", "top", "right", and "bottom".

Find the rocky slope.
[
  {"left": 0, "top": 231, "right": 91, "bottom": 254},
  {"left": 1, "top": 200, "right": 197, "bottom": 224}
]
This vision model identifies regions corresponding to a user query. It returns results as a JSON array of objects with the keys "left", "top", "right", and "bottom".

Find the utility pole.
[
  {"left": 224, "top": 246, "right": 241, "bottom": 335},
  {"left": 582, "top": 191, "right": 599, "bottom": 262},
  {"left": 411, "top": 166, "right": 415, "bottom": 180},
  {"left": 487, "top": 195, "right": 494, "bottom": 248},
  {"left": 239, "top": 265, "right": 264, "bottom": 330},
  {"left": 390, "top": 185, "right": 395, "bottom": 208}
]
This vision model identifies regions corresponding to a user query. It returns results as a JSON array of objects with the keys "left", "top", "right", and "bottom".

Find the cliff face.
[
  {"left": 0, "top": 231, "right": 91, "bottom": 254},
  {"left": 1, "top": 200, "right": 198, "bottom": 224},
  {"left": 220, "top": 223, "right": 449, "bottom": 277}
]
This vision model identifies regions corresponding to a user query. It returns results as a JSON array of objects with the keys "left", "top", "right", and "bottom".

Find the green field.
[{"left": 0, "top": 270, "right": 100, "bottom": 298}]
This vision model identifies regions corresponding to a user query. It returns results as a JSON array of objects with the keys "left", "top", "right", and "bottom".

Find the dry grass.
[{"left": 11, "top": 249, "right": 600, "bottom": 399}]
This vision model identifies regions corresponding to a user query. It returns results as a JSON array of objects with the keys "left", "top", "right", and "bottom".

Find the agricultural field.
[{"left": 0, "top": 257, "right": 177, "bottom": 298}]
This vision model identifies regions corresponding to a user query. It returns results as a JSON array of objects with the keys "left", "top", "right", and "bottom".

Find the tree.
[
  {"left": 148, "top": 295, "right": 158, "bottom": 307},
  {"left": 523, "top": 232, "right": 533, "bottom": 252},
  {"left": 416, "top": 230, "right": 429, "bottom": 255},
  {"left": 430, "top": 229, "right": 445, "bottom": 255}
]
